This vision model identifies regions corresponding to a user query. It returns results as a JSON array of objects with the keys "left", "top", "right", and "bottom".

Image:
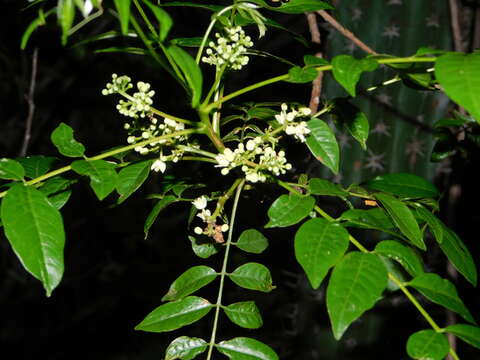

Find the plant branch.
[
  {"left": 19, "top": 47, "right": 38, "bottom": 157},
  {"left": 206, "top": 178, "right": 245, "bottom": 360},
  {"left": 448, "top": 0, "right": 464, "bottom": 52},
  {"left": 316, "top": 10, "right": 377, "bottom": 55},
  {"left": 0, "top": 129, "right": 197, "bottom": 199},
  {"left": 305, "top": 12, "right": 324, "bottom": 113}
]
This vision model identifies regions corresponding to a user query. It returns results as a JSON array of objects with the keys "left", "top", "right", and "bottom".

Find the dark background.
[{"left": 1, "top": 1, "right": 479, "bottom": 359}]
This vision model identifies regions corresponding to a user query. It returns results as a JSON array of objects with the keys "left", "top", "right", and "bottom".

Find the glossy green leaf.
[
  {"left": 409, "top": 273, "right": 475, "bottom": 324},
  {"left": 303, "top": 55, "right": 329, "bottom": 66},
  {"left": 415, "top": 206, "right": 444, "bottom": 244},
  {"left": 50, "top": 122, "right": 85, "bottom": 158},
  {"left": 167, "top": 45, "right": 203, "bottom": 108},
  {"left": 406, "top": 330, "right": 449, "bottom": 360},
  {"left": 38, "top": 177, "right": 76, "bottom": 196},
  {"left": 144, "top": 195, "right": 177, "bottom": 239},
  {"left": 0, "top": 158, "right": 25, "bottom": 181},
  {"left": 216, "top": 337, "right": 279, "bottom": 360},
  {"left": 48, "top": 189, "right": 72, "bottom": 210},
  {"left": 252, "top": 0, "right": 332, "bottom": 13},
  {"left": 438, "top": 226, "right": 477, "bottom": 286},
  {"left": 306, "top": 118, "right": 339, "bottom": 174},
  {"left": 331, "top": 55, "right": 378, "bottom": 97},
  {"left": 374, "top": 240, "right": 424, "bottom": 277},
  {"left": 365, "top": 173, "right": 439, "bottom": 199},
  {"left": 162, "top": 266, "right": 217, "bottom": 302},
  {"left": 332, "top": 99, "right": 369, "bottom": 150},
  {"left": 229, "top": 263, "right": 274, "bottom": 292},
  {"left": 236, "top": 229, "right": 269, "bottom": 254},
  {"left": 135, "top": 296, "right": 213, "bottom": 332},
  {"left": 188, "top": 236, "right": 218, "bottom": 259},
  {"left": 113, "top": 0, "right": 132, "bottom": 35},
  {"left": 224, "top": 301, "right": 263, "bottom": 329},
  {"left": 71, "top": 160, "right": 117, "bottom": 200},
  {"left": 326, "top": 252, "right": 388, "bottom": 340},
  {"left": 16, "top": 156, "right": 57, "bottom": 179},
  {"left": 265, "top": 194, "right": 315, "bottom": 228},
  {"left": 116, "top": 160, "right": 153, "bottom": 203},
  {"left": 295, "top": 218, "right": 349, "bottom": 289},
  {"left": 21, "top": 9, "right": 53, "bottom": 50},
  {"left": 142, "top": 0, "right": 173, "bottom": 41},
  {"left": 340, "top": 208, "right": 395, "bottom": 231},
  {"left": 1, "top": 183, "right": 65, "bottom": 297},
  {"left": 308, "top": 178, "right": 348, "bottom": 197},
  {"left": 435, "top": 52, "right": 480, "bottom": 123},
  {"left": 165, "top": 336, "right": 208, "bottom": 360},
  {"left": 445, "top": 324, "right": 480, "bottom": 349},
  {"left": 374, "top": 193, "right": 425, "bottom": 250},
  {"left": 286, "top": 66, "right": 318, "bottom": 83},
  {"left": 57, "top": 0, "right": 75, "bottom": 45}
]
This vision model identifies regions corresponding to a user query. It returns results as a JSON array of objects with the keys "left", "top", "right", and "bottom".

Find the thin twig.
[
  {"left": 19, "top": 48, "right": 38, "bottom": 157},
  {"left": 316, "top": 10, "right": 378, "bottom": 55},
  {"left": 305, "top": 12, "right": 324, "bottom": 113},
  {"left": 448, "top": 0, "right": 464, "bottom": 52},
  {"left": 473, "top": 5, "right": 480, "bottom": 50}
]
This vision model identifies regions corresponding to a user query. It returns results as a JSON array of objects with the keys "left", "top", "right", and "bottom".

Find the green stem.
[
  {"left": 176, "top": 145, "right": 217, "bottom": 158},
  {"left": 182, "top": 156, "right": 217, "bottom": 163},
  {"left": 198, "top": 110, "right": 225, "bottom": 152},
  {"left": 132, "top": 0, "right": 158, "bottom": 38},
  {"left": 68, "top": 7, "right": 104, "bottom": 36},
  {"left": 206, "top": 57, "right": 438, "bottom": 111},
  {"left": 211, "top": 178, "right": 243, "bottom": 220},
  {"left": 206, "top": 178, "right": 245, "bottom": 360},
  {"left": 0, "top": 129, "right": 196, "bottom": 199},
  {"left": 149, "top": 108, "right": 196, "bottom": 125}
]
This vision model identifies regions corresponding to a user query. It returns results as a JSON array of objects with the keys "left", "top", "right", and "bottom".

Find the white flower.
[
  {"left": 151, "top": 159, "right": 166, "bottom": 173},
  {"left": 194, "top": 227, "right": 203, "bottom": 235},
  {"left": 197, "top": 209, "right": 211, "bottom": 222},
  {"left": 221, "top": 224, "right": 229, "bottom": 232},
  {"left": 192, "top": 196, "right": 208, "bottom": 210}
]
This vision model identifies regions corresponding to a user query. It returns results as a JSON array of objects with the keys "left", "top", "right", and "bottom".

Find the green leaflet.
[
  {"left": 406, "top": 330, "right": 449, "bottom": 360},
  {"left": 229, "top": 263, "right": 274, "bottom": 292},
  {"left": 224, "top": 301, "right": 263, "bottom": 329},
  {"left": 374, "top": 240, "right": 424, "bottom": 277},
  {"left": 326, "top": 252, "right": 388, "bottom": 340},
  {"left": 331, "top": 55, "right": 378, "bottom": 97},
  {"left": 236, "top": 229, "right": 269, "bottom": 254},
  {"left": 408, "top": 273, "right": 475, "bottom": 324},
  {"left": 165, "top": 336, "right": 208, "bottom": 360},
  {"left": 286, "top": 66, "right": 318, "bottom": 83},
  {"left": 340, "top": 208, "right": 395, "bottom": 231},
  {"left": 1, "top": 183, "right": 65, "bottom": 297},
  {"left": 141, "top": 0, "right": 173, "bottom": 41},
  {"left": 0, "top": 158, "right": 25, "bottom": 181},
  {"left": 167, "top": 45, "right": 203, "bottom": 108},
  {"left": 57, "top": 0, "right": 75, "bottom": 45},
  {"left": 17, "top": 156, "right": 57, "bottom": 178},
  {"left": 435, "top": 52, "right": 480, "bottom": 123},
  {"left": 135, "top": 296, "right": 213, "bottom": 332},
  {"left": 113, "top": 0, "right": 132, "bottom": 35},
  {"left": 374, "top": 193, "right": 425, "bottom": 250},
  {"left": 188, "top": 236, "right": 219, "bottom": 259},
  {"left": 71, "top": 160, "right": 118, "bottom": 200},
  {"left": 415, "top": 206, "right": 444, "bottom": 244},
  {"left": 144, "top": 195, "right": 177, "bottom": 239},
  {"left": 216, "top": 337, "right": 279, "bottom": 360},
  {"left": 365, "top": 173, "right": 439, "bottom": 199},
  {"left": 50, "top": 122, "right": 86, "bottom": 158},
  {"left": 445, "top": 324, "right": 480, "bottom": 349},
  {"left": 162, "top": 265, "right": 217, "bottom": 302},
  {"left": 294, "top": 218, "right": 349, "bottom": 289},
  {"left": 265, "top": 194, "right": 315, "bottom": 228},
  {"left": 332, "top": 99, "right": 369, "bottom": 150},
  {"left": 116, "top": 160, "right": 153, "bottom": 203},
  {"left": 308, "top": 178, "right": 348, "bottom": 197},
  {"left": 306, "top": 118, "right": 340, "bottom": 174}
]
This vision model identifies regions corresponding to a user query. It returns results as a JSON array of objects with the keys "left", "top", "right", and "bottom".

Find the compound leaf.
[
  {"left": 165, "top": 336, "right": 208, "bottom": 360},
  {"left": 162, "top": 266, "right": 217, "bottom": 302},
  {"left": 224, "top": 301, "right": 263, "bottom": 329},
  {"left": 236, "top": 229, "right": 269, "bottom": 254},
  {"left": 216, "top": 337, "right": 278, "bottom": 360},
  {"left": 229, "top": 263, "right": 274, "bottom": 292}
]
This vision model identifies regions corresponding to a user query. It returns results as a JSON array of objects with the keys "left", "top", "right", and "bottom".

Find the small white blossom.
[
  {"left": 194, "top": 227, "right": 203, "bottom": 235},
  {"left": 220, "top": 224, "right": 229, "bottom": 232},
  {"left": 197, "top": 209, "right": 211, "bottom": 222},
  {"left": 192, "top": 196, "right": 208, "bottom": 210},
  {"left": 151, "top": 159, "right": 167, "bottom": 173}
]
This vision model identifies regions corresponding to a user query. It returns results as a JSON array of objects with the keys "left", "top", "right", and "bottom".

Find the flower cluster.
[
  {"left": 202, "top": 26, "right": 254, "bottom": 70},
  {"left": 275, "top": 103, "right": 312, "bottom": 142},
  {"left": 191, "top": 196, "right": 229, "bottom": 243},
  {"left": 102, "top": 74, "right": 155, "bottom": 119},
  {"left": 215, "top": 137, "right": 292, "bottom": 183}
]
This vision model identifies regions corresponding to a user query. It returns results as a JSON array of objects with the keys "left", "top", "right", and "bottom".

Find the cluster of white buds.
[
  {"left": 215, "top": 137, "right": 292, "bottom": 183},
  {"left": 191, "top": 196, "right": 229, "bottom": 243},
  {"left": 101, "top": 74, "right": 133, "bottom": 95},
  {"left": 275, "top": 103, "right": 312, "bottom": 142},
  {"left": 202, "top": 26, "right": 254, "bottom": 70},
  {"left": 116, "top": 81, "right": 155, "bottom": 119}
]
